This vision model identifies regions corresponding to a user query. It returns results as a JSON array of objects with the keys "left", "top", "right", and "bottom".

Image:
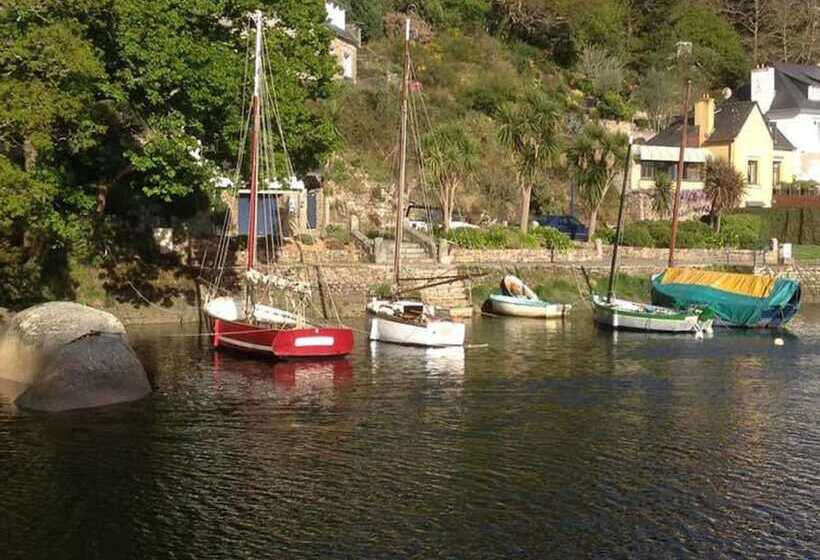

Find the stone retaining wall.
[
  {"left": 449, "top": 245, "right": 771, "bottom": 266},
  {"left": 450, "top": 247, "right": 600, "bottom": 264}
]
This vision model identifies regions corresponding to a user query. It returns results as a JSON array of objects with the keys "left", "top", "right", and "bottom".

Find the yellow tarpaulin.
[{"left": 660, "top": 268, "right": 775, "bottom": 298}]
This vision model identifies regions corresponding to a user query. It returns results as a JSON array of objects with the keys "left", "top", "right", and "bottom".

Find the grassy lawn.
[
  {"left": 791, "top": 245, "right": 820, "bottom": 262},
  {"left": 471, "top": 271, "right": 652, "bottom": 305}
]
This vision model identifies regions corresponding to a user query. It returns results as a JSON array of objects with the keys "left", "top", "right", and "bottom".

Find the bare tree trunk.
[
  {"left": 95, "top": 165, "right": 135, "bottom": 216},
  {"left": 519, "top": 183, "right": 532, "bottom": 233},
  {"left": 588, "top": 201, "right": 601, "bottom": 239},
  {"left": 23, "top": 137, "right": 37, "bottom": 172},
  {"left": 442, "top": 182, "right": 452, "bottom": 232}
]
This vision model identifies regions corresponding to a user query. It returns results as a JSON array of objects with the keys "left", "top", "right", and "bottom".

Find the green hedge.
[
  {"left": 619, "top": 216, "right": 766, "bottom": 250},
  {"left": 736, "top": 208, "right": 820, "bottom": 245},
  {"left": 443, "top": 225, "right": 571, "bottom": 250}
]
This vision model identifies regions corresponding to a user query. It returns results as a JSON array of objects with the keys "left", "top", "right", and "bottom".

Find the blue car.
[{"left": 533, "top": 215, "right": 589, "bottom": 241}]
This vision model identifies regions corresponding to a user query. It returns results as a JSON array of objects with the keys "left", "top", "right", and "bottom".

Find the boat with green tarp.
[{"left": 651, "top": 268, "right": 801, "bottom": 328}]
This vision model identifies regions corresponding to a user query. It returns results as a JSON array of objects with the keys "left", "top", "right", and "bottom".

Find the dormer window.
[{"left": 809, "top": 85, "right": 820, "bottom": 101}]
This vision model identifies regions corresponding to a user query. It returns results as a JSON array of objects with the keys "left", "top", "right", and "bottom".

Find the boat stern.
[{"left": 272, "top": 327, "right": 354, "bottom": 358}]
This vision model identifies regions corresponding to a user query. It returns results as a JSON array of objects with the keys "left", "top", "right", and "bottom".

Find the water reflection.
[
  {"left": 369, "top": 341, "right": 465, "bottom": 378},
  {"left": 211, "top": 351, "right": 353, "bottom": 406}
]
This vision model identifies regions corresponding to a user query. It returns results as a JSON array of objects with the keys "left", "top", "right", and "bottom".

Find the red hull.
[{"left": 212, "top": 318, "right": 353, "bottom": 358}]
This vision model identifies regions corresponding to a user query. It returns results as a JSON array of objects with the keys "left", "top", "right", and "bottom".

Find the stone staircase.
[
  {"left": 385, "top": 239, "right": 436, "bottom": 264},
  {"left": 418, "top": 272, "right": 473, "bottom": 318}
]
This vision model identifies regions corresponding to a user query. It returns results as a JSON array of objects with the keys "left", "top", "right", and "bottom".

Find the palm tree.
[
  {"left": 497, "top": 90, "right": 563, "bottom": 233},
  {"left": 566, "top": 122, "right": 629, "bottom": 238},
  {"left": 703, "top": 159, "right": 747, "bottom": 233},
  {"left": 423, "top": 122, "right": 479, "bottom": 232},
  {"left": 651, "top": 172, "right": 673, "bottom": 219}
]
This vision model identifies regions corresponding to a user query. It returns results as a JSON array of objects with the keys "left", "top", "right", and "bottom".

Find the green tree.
[
  {"left": 567, "top": 122, "right": 629, "bottom": 238},
  {"left": 423, "top": 121, "right": 480, "bottom": 232},
  {"left": 497, "top": 89, "right": 564, "bottom": 233},
  {"left": 0, "top": 156, "right": 69, "bottom": 305},
  {"left": 671, "top": 3, "right": 750, "bottom": 88},
  {"left": 633, "top": 67, "right": 680, "bottom": 131},
  {"left": 704, "top": 158, "right": 747, "bottom": 232}
]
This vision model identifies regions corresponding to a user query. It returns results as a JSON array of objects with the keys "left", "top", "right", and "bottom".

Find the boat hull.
[
  {"left": 486, "top": 294, "right": 570, "bottom": 318},
  {"left": 592, "top": 296, "right": 709, "bottom": 333},
  {"left": 209, "top": 316, "right": 353, "bottom": 358},
  {"left": 650, "top": 269, "right": 801, "bottom": 328},
  {"left": 368, "top": 315, "right": 465, "bottom": 347}
]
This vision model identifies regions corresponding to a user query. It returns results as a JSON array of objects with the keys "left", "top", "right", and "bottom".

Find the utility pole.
[{"left": 668, "top": 80, "right": 691, "bottom": 268}]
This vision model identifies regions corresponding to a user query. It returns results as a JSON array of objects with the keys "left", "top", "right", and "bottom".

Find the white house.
[
  {"left": 325, "top": 2, "right": 360, "bottom": 82},
  {"left": 748, "top": 64, "right": 820, "bottom": 182}
]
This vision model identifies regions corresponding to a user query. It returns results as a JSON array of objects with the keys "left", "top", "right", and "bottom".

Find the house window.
[
  {"left": 641, "top": 162, "right": 656, "bottom": 179},
  {"left": 747, "top": 160, "right": 759, "bottom": 185},
  {"left": 684, "top": 162, "right": 703, "bottom": 181},
  {"left": 773, "top": 160, "right": 782, "bottom": 187}
]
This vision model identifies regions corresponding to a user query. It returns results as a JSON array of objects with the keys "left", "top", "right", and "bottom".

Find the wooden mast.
[
  {"left": 247, "top": 10, "right": 264, "bottom": 272},
  {"left": 607, "top": 140, "right": 633, "bottom": 303},
  {"left": 393, "top": 18, "right": 411, "bottom": 288}
]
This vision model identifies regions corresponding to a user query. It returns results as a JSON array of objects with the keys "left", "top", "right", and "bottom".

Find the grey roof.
[
  {"left": 769, "top": 64, "right": 820, "bottom": 111},
  {"left": 644, "top": 121, "right": 700, "bottom": 147},
  {"left": 645, "top": 100, "right": 795, "bottom": 151},
  {"left": 736, "top": 64, "right": 820, "bottom": 112},
  {"left": 328, "top": 24, "right": 359, "bottom": 46},
  {"left": 702, "top": 101, "right": 756, "bottom": 145},
  {"left": 769, "top": 122, "right": 796, "bottom": 151}
]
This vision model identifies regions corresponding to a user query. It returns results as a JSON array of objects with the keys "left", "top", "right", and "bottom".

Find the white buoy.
[{"left": 774, "top": 337, "right": 784, "bottom": 346}]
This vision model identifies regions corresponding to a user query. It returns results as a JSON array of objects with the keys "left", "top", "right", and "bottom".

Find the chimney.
[
  {"left": 694, "top": 95, "right": 715, "bottom": 145},
  {"left": 751, "top": 66, "right": 775, "bottom": 113}
]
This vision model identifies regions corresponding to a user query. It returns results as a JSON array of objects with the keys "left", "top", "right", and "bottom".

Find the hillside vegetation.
[{"left": 3, "top": 0, "right": 815, "bottom": 307}]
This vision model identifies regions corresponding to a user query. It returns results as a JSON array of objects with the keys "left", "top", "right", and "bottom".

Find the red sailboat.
[{"left": 203, "top": 11, "right": 353, "bottom": 359}]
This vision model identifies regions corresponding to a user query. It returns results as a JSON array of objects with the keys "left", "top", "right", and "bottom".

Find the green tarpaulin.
[{"left": 651, "top": 271, "right": 801, "bottom": 327}]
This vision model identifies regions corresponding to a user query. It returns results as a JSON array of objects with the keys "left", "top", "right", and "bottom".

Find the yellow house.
[{"left": 632, "top": 97, "right": 796, "bottom": 212}]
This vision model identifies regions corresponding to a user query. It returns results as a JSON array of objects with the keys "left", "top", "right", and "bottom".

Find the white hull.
[
  {"left": 592, "top": 295, "right": 710, "bottom": 333},
  {"left": 489, "top": 297, "right": 570, "bottom": 318},
  {"left": 367, "top": 299, "right": 465, "bottom": 347}
]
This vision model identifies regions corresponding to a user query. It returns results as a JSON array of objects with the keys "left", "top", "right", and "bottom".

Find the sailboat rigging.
[
  {"left": 366, "top": 18, "right": 466, "bottom": 347},
  {"left": 203, "top": 10, "right": 353, "bottom": 358},
  {"left": 590, "top": 138, "right": 714, "bottom": 334}
]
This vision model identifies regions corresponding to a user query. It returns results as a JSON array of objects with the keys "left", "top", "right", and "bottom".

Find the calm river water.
[{"left": 1, "top": 308, "right": 819, "bottom": 559}]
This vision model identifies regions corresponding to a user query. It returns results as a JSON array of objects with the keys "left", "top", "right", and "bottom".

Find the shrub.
[
  {"left": 594, "top": 226, "right": 616, "bottom": 244},
  {"left": 719, "top": 214, "right": 765, "bottom": 249},
  {"left": 324, "top": 224, "right": 351, "bottom": 244},
  {"left": 676, "top": 220, "right": 720, "bottom": 248},
  {"left": 532, "top": 226, "right": 572, "bottom": 251},
  {"left": 443, "top": 226, "right": 540, "bottom": 249},
  {"left": 621, "top": 223, "right": 654, "bottom": 247},
  {"left": 295, "top": 233, "right": 315, "bottom": 246},
  {"left": 641, "top": 220, "right": 669, "bottom": 248}
]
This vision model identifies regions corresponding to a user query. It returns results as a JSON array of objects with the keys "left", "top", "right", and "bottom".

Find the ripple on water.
[{"left": 1, "top": 311, "right": 818, "bottom": 559}]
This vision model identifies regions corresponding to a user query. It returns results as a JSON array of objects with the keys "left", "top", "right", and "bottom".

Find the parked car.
[
  {"left": 533, "top": 215, "right": 589, "bottom": 241},
  {"left": 406, "top": 203, "right": 478, "bottom": 231}
]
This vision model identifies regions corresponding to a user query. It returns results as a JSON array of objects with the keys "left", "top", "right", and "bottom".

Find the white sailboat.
[
  {"left": 367, "top": 18, "right": 466, "bottom": 348},
  {"left": 589, "top": 140, "right": 713, "bottom": 335}
]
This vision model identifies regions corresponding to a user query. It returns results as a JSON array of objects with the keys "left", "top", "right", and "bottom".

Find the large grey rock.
[
  {"left": 9, "top": 301, "right": 126, "bottom": 355},
  {"left": 15, "top": 333, "right": 150, "bottom": 412},
  {"left": 2, "top": 301, "right": 150, "bottom": 412}
]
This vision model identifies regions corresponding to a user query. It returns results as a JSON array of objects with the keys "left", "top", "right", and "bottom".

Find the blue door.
[
  {"left": 307, "top": 190, "right": 318, "bottom": 229},
  {"left": 238, "top": 194, "right": 279, "bottom": 237}
]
